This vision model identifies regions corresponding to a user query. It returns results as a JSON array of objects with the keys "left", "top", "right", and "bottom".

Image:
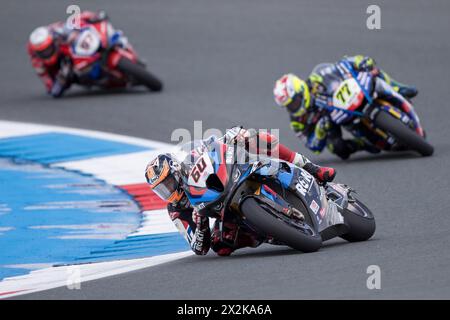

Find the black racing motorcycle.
[{"left": 175, "top": 136, "right": 375, "bottom": 253}]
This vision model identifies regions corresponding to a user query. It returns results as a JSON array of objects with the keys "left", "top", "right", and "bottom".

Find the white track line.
[{"left": 0, "top": 251, "right": 193, "bottom": 299}]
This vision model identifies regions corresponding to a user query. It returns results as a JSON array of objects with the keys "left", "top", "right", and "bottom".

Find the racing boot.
[
  {"left": 349, "top": 139, "right": 381, "bottom": 155},
  {"left": 379, "top": 69, "right": 418, "bottom": 99},
  {"left": 327, "top": 138, "right": 363, "bottom": 160},
  {"left": 302, "top": 162, "right": 336, "bottom": 183},
  {"left": 291, "top": 153, "right": 336, "bottom": 183},
  {"left": 397, "top": 85, "right": 418, "bottom": 99}
]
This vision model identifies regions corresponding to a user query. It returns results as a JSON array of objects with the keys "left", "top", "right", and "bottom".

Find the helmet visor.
[
  {"left": 36, "top": 43, "right": 56, "bottom": 60},
  {"left": 152, "top": 174, "right": 179, "bottom": 201},
  {"left": 286, "top": 94, "right": 305, "bottom": 113}
]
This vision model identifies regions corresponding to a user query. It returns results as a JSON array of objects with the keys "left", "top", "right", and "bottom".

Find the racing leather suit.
[{"left": 290, "top": 55, "right": 418, "bottom": 159}]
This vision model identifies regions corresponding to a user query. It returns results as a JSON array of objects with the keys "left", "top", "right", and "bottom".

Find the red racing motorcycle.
[{"left": 60, "top": 19, "right": 162, "bottom": 94}]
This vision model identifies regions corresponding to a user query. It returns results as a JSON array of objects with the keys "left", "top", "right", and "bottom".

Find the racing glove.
[
  {"left": 191, "top": 211, "right": 211, "bottom": 255},
  {"left": 50, "top": 81, "right": 64, "bottom": 98},
  {"left": 50, "top": 60, "right": 73, "bottom": 98}
]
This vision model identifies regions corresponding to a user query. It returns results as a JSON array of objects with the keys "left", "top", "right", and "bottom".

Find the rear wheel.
[
  {"left": 116, "top": 57, "right": 163, "bottom": 91},
  {"left": 373, "top": 110, "right": 433, "bottom": 156},
  {"left": 340, "top": 198, "right": 376, "bottom": 242},
  {"left": 240, "top": 197, "right": 322, "bottom": 253}
]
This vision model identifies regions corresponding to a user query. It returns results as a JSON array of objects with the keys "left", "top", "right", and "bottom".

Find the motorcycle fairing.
[{"left": 249, "top": 160, "right": 345, "bottom": 233}]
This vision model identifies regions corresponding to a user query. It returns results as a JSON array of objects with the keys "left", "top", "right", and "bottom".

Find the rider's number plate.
[
  {"left": 188, "top": 154, "right": 214, "bottom": 188},
  {"left": 332, "top": 78, "right": 363, "bottom": 111},
  {"left": 74, "top": 27, "right": 101, "bottom": 56}
]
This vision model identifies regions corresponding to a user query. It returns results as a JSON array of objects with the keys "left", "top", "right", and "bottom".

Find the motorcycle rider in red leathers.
[
  {"left": 27, "top": 11, "right": 108, "bottom": 97},
  {"left": 145, "top": 127, "right": 337, "bottom": 256}
]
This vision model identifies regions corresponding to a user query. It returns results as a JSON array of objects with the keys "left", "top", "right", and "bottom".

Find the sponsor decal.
[
  {"left": 310, "top": 200, "right": 319, "bottom": 214},
  {"left": 310, "top": 199, "right": 323, "bottom": 224},
  {"left": 319, "top": 207, "right": 326, "bottom": 218},
  {"left": 196, "top": 202, "right": 206, "bottom": 210},
  {"left": 295, "top": 170, "right": 313, "bottom": 197}
]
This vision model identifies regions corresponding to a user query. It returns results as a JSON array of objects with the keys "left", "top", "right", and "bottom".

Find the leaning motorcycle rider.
[
  {"left": 145, "top": 127, "right": 336, "bottom": 256},
  {"left": 27, "top": 11, "right": 108, "bottom": 97},
  {"left": 273, "top": 55, "right": 419, "bottom": 159}
]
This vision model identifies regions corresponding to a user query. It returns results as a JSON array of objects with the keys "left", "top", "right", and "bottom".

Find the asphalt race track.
[{"left": 1, "top": 0, "right": 450, "bottom": 299}]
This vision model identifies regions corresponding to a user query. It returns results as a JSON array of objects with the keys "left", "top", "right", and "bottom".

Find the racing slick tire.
[
  {"left": 241, "top": 197, "right": 322, "bottom": 253},
  {"left": 374, "top": 110, "right": 434, "bottom": 156},
  {"left": 117, "top": 57, "right": 163, "bottom": 92},
  {"left": 340, "top": 198, "right": 376, "bottom": 242}
]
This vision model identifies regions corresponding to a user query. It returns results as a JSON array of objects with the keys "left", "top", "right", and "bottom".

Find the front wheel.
[
  {"left": 340, "top": 198, "right": 376, "bottom": 242},
  {"left": 116, "top": 57, "right": 163, "bottom": 91},
  {"left": 240, "top": 197, "right": 322, "bottom": 253},
  {"left": 373, "top": 110, "right": 433, "bottom": 156}
]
